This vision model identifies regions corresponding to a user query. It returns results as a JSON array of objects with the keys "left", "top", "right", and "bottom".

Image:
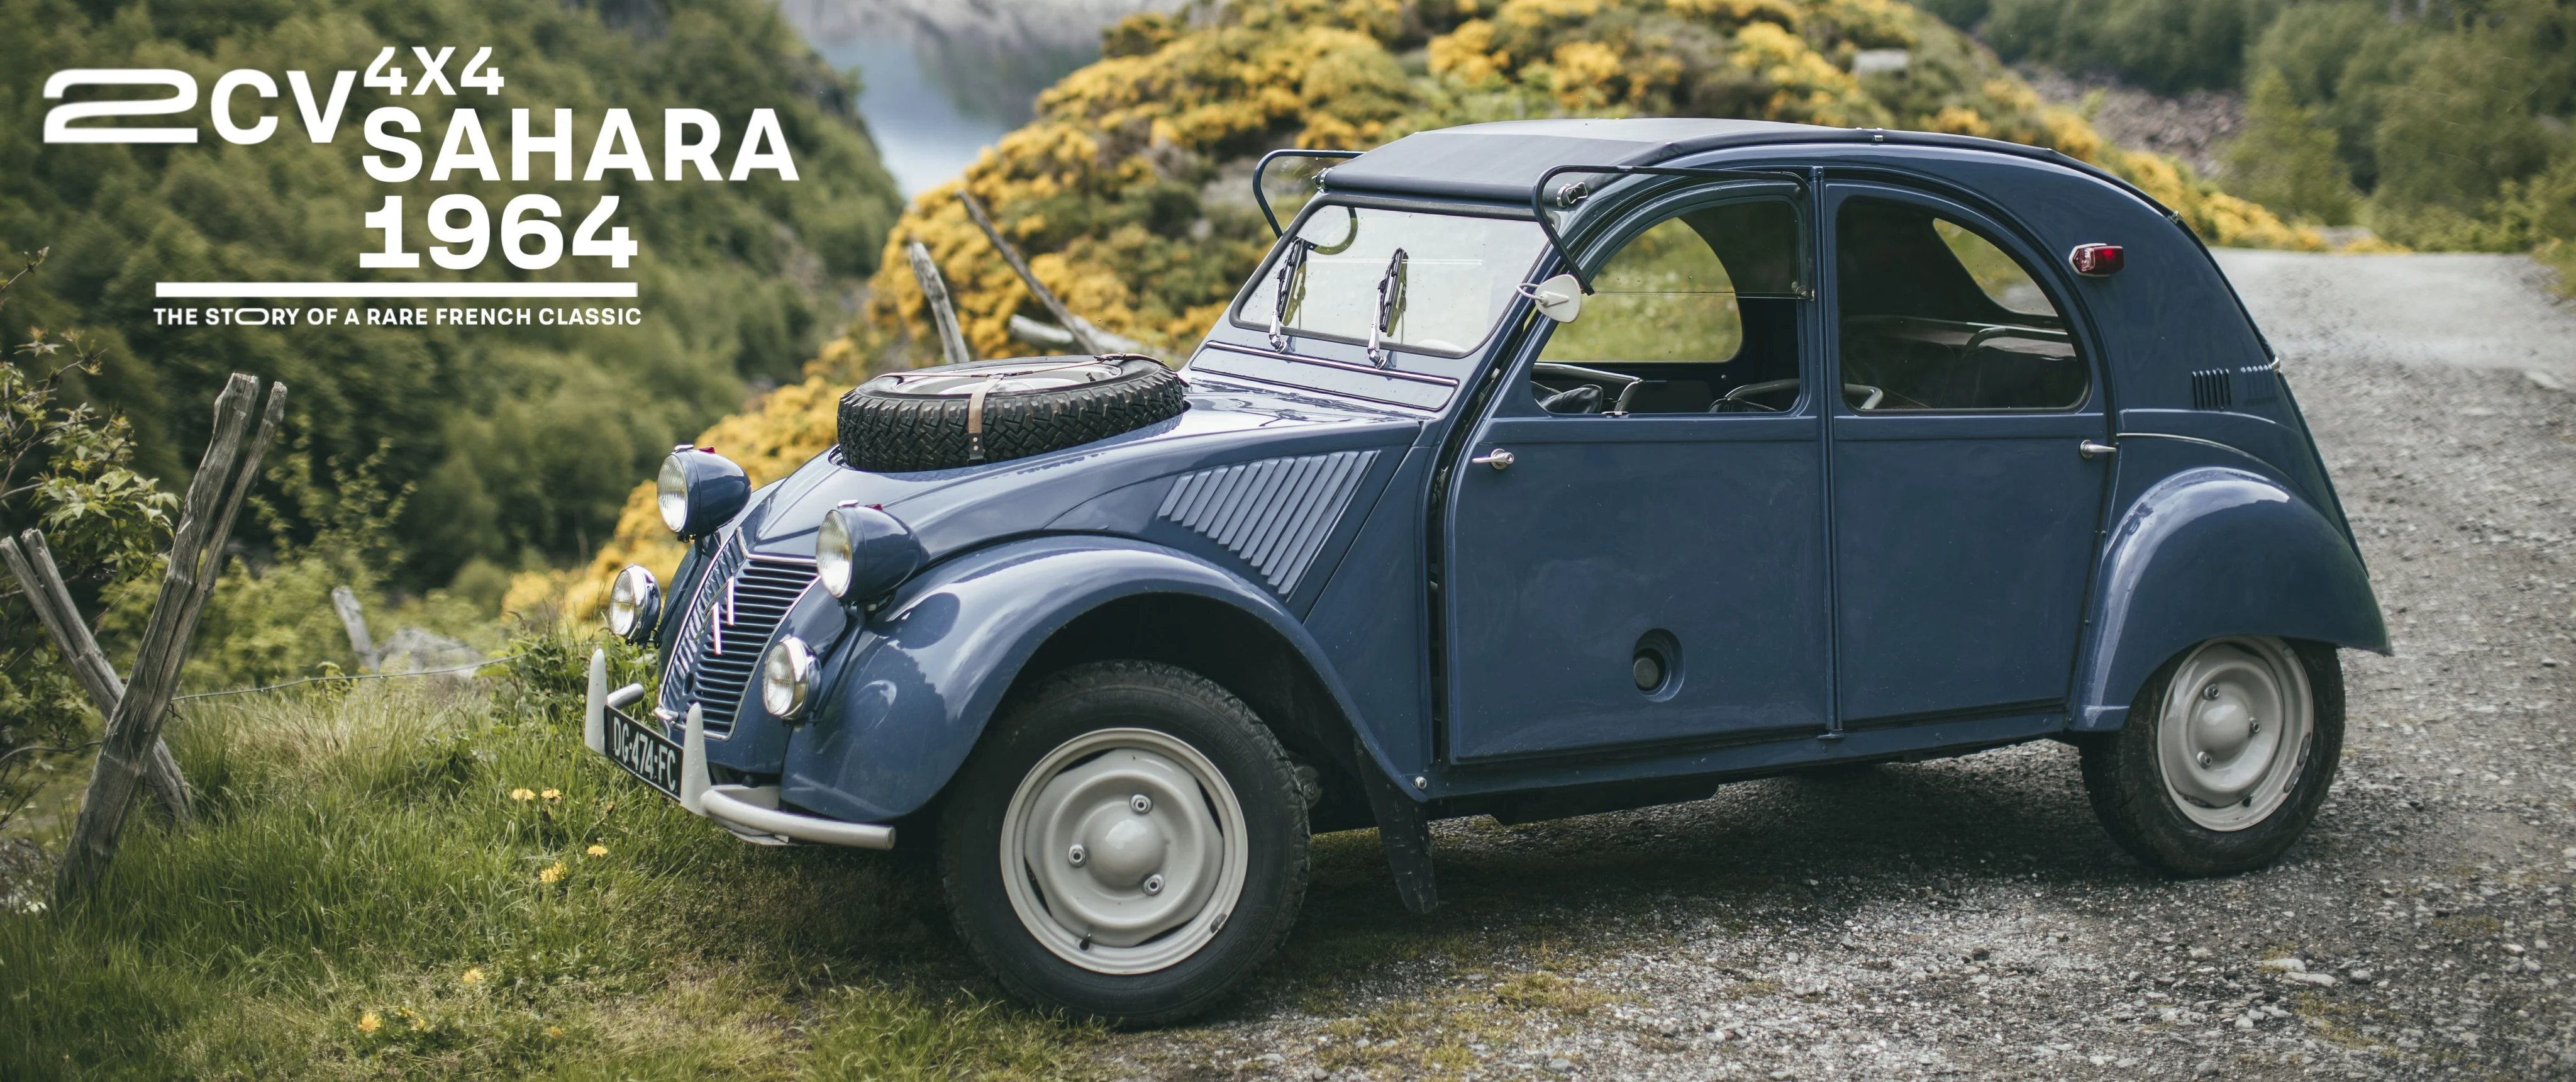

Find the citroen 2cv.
[{"left": 586, "top": 118, "right": 2388, "bottom": 1023}]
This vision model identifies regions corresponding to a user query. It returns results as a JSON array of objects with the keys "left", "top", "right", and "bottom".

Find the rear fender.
[
  {"left": 2073, "top": 467, "right": 2388, "bottom": 730},
  {"left": 779, "top": 535, "right": 1385, "bottom": 822}
]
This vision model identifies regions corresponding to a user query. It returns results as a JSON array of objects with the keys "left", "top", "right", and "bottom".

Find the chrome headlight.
[
  {"left": 606, "top": 564, "right": 661, "bottom": 643},
  {"left": 658, "top": 444, "right": 750, "bottom": 537},
  {"left": 760, "top": 635, "right": 817, "bottom": 720},
  {"left": 815, "top": 503, "right": 925, "bottom": 603}
]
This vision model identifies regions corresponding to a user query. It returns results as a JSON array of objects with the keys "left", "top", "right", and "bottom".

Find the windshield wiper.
[
  {"left": 1367, "top": 247, "right": 1407, "bottom": 368},
  {"left": 1268, "top": 238, "right": 1311, "bottom": 351}
]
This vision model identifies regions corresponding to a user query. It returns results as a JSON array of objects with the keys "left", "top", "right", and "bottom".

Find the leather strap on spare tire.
[{"left": 836, "top": 355, "right": 1187, "bottom": 473}]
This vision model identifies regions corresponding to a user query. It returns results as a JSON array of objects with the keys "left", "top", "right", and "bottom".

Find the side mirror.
[{"left": 1521, "top": 273, "right": 1584, "bottom": 323}]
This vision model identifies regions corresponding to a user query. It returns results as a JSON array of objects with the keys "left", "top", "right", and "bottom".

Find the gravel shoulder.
[{"left": 1100, "top": 252, "right": 2576, "bottom": 1082}]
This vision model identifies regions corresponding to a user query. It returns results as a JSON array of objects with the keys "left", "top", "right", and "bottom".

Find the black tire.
[
  {"left": 938, "top": 661, "right": 1309, "bottom": 1026},
  {"left": 2079, "top": 638, "right": 2344, "bottom": 876},
  {"left": 838, "top": 355, "right": 1186, "bottom": 472}
]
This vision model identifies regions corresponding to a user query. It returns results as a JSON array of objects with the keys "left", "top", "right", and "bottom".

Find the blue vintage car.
[{"left": 585, "top": 118, "right": 2388, "bottom": 1024}]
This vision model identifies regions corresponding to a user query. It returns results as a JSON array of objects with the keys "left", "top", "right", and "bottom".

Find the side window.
[
  {"left": 1532, "top": 199, "right": 1807, "bottom": 415},
  {"left": 1833, "top": 198, "right": 2087, "bottom": 412}
]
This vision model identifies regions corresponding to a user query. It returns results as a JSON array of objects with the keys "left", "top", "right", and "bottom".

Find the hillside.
[
  {"left": 553, "top": 0, "right": 2317, "bottom": 615},
  {"left": 0, "top": 0, "right": 904, "bottom": 593}
]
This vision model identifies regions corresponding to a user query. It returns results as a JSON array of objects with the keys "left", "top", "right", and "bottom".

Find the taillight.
[{"left": 2070, "top": 243, "right": 2124, "bottom": 276}]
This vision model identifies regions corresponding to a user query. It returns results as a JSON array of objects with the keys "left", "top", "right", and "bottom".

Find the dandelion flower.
[
  {"left": 461, "top": 967, "right": 486, "bottom": 985},
  {"left": 509, "top": 788, "right": 535, "bottom": 801},
  {"left": 546, "top": 1026, "right": 564, "bottom": 1039},
  {"left": 585, "top": 844, "right": 608, "bottom": 857},
  {"left": 539, "top": 862, "right": 566, "bottom": 884},
  {"left": 541, "top": 788, "right": 561, "bottom": 801},
  {"left": 357, "top": 1012, "right": 381, "bottom": 1034}
]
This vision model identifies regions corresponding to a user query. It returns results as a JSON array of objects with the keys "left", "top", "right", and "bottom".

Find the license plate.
[{"left": 605, "top": 708, "right": 682, "bottom": 799}]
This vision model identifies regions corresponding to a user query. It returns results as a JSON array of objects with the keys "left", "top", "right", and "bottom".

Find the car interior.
[
  {"left": 1526, "top": 195, "right": 2089, "bottom": 415},
  {"left": 1831, "top": 198, "right": 2089, "bottom": 412},
  {"left": 1528, "top": 198, "right": 1809, "bottom": 414}
]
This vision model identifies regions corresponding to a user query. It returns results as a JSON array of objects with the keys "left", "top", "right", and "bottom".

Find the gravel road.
[{"left": 1101, "top": 252, "right": 2576, "bottom": 1082}]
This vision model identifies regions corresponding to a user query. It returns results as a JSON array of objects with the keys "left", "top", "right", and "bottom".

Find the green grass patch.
[{"left": 0, "top": 645, "right": 1101, "bottom": 1080}]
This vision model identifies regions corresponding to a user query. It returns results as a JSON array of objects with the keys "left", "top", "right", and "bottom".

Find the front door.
[
  {"left": 1823, "top": 184, "right": 2113, "bottom": 723},
  {"left": 1445, "top": 190, "right": 1832, "bottom": 761}
]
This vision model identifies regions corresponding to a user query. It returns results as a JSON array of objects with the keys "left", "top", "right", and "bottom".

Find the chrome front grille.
[{"left": 658, "top": 535, "right": 816, "bottom": 735}]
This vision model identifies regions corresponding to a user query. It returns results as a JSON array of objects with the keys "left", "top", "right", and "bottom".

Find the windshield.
[{"left": 1234, "top": 206, "right": 1548, "bottom": 359}]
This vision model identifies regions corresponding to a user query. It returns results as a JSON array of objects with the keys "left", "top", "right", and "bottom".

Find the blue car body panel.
[{"left": 643, "top": 118, "right": 2385, "bottom": 827}]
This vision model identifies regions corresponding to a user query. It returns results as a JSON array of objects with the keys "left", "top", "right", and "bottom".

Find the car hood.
[{"left": 728, "top": 382, "right": 1421, "bottom": 562}]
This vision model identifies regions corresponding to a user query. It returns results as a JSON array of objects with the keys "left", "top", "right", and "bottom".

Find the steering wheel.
[
  {"left": 1712, "top": 378, "right": 1800, "bottom": 413},
  {"left": 1708, "top": 379, "right": 1887, "bottom": 412}
]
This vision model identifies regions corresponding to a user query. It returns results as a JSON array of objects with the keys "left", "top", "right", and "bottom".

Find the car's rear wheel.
[
  {"left": 2080, "top": 637, "right": 2343, "bottom": 876},
  {"left": 938, "top": 661, "right": 1308, "bottom": 1025}
]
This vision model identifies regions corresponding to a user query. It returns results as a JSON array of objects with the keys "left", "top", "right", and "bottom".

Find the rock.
[
  {"left": 1546, "top": 1057, "right": 1574, "bottom": 1073},
  {"left": 2257, "top": 957, "right": 2307, "bottom": 974},
  {"left": 1257, "top": 1053, "right": 1285, "bottom": 1066},
  {"left": 2285, "top": 972, "right": 2341, "bottom": 987},
  {"left": 2348, "top": 968, "right": 2377, "bottom": 983},
  {"left": 2187, "top": 946, "right": 2212, "bottom": 960}
]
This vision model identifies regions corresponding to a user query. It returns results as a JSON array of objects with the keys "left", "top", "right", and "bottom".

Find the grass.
[{"left": 0, "top": 640, "right": 1102, "bottom": 1080}]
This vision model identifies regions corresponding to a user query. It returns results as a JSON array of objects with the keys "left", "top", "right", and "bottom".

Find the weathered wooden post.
[
  {"left": 0, "top": 531, "right": 191, "bottom": 822},
  {"left": 330, "top": 586, "right": 377, "bottom": 671},
  {"left": 957, "top": 190, "right": 1114, "bottom": 357},
  {"left": 54, "top": 374, "right": 285, "bottom": 901},
  {"left": 906, "top": 241, "right": 974, "bottom": 367}
]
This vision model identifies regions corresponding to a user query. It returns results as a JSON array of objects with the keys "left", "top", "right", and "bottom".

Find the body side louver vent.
[
  {"left": 1159, "top": 450, "right": 1380, "bottom": 595},
  {"left": 2189, "top": 368, "right": 2235, "bottom": 411}
]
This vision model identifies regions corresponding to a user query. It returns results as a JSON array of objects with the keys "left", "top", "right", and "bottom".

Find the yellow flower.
[
  {"left": 539, "top": 862, "right": 566, "bottom": 884},
  {"left": 460, "top": 967, "right": 486, "bottom": 985},
  {"left": 357, "top": 1012, "right": 381, "bottom": 1034},
  {"left": 547, "top": 1026, "right": 564, "bottom": 1039},
  {"left": 509, "top": 788, "right": 535, "bottom": 801},
  {"left": 585, "top": 844, "right": 608, "bottom": 857},
  {"left": 541, "top": 789, "right": 561, "bottom": 801}
]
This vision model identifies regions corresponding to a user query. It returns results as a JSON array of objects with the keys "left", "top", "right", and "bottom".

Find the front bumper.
[{"left": 584, "top": 648, "right": 895, "bottom": 850}]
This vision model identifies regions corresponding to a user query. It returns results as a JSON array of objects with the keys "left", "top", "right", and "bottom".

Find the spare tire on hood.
[{"left": 836, "top": 355, "right": 1187, "bottom": 473}]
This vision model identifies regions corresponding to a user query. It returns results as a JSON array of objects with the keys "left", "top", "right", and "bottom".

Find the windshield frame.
[{"left": 1226, "top": 195, "right": 1551, "bottom": 364}]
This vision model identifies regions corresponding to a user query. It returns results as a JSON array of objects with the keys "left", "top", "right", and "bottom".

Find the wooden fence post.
[
  {"left": 0, "top": 531, "right": 191, "bottom": 822},
  {"left": 906, "top": 241, "right": 974, "bottom": 368},
  {"left": 55, "top": 375, "right": 284, "bottom": 901},
  {"left": 957, "top": 190, "right": 1114, "bottom": 357},
  {"left": 330, "top": 586, "right": 377, "bottom": 672}
]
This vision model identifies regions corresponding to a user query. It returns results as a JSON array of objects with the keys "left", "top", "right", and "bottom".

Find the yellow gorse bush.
[{"left": 557, "top": 0, "right": 2318, "bottom": 616}]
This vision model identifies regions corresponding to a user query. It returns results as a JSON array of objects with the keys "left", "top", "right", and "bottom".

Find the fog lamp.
[
  {"left": 760, "top": 635, "right": 817, "bottom": 720},
  {"left": 606, "top": 564, "right": 661, "bottom": 643}
]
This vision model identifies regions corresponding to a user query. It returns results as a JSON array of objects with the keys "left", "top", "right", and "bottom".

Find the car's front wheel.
[
  {"left": 2080, "top": 637, "right": 2343, "bottom": 876},
  {"left": 938, "top": 661, "right": 1309, "bottom": 1025}
]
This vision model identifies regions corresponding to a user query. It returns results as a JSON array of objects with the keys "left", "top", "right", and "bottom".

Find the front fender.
[
  {"left": 2073, "top": 467, "right": 2388, "bottom": 730},
  {"left": 779, "top": 535, "right": 1382, "bottom": 823}
]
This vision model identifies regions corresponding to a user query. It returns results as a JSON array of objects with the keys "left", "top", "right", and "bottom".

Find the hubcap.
[
  {"left": 2157, "top": 637, "right": 2312, "bottom": 832},
  {"left": 999, "top": 727, "right": 1247, "bottom": 974}
]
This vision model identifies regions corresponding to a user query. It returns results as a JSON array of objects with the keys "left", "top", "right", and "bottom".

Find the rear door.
[{"left": 1821, "top": 183, "right": 2114, "bottom": 724}]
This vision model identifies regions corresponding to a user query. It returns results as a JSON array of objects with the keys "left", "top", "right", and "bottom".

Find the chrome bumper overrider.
[{"left": 585, "top": 649, "right": 896, "bottom": 850}]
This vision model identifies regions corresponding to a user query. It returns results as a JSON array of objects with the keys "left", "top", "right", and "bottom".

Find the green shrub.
[{"left": 2223, "top": 69, "right": 2357, "bottom": 225}]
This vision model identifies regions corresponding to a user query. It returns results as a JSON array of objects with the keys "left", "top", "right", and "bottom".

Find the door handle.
[
  {"left": 1470, "top": 449, "right": 1516, "bottom": 471},
  {"left": 2079, "top": 440, "right": 2117, "bottom": 459}
]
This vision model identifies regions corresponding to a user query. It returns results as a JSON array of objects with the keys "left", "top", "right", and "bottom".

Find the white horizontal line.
[{"left": 156, "top": 282, "right": 638, "bottom": 299}]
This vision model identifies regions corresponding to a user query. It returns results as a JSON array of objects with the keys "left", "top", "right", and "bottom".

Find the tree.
[{"left": 2226, "top": 69, "right": 2359, "bottom": 225}]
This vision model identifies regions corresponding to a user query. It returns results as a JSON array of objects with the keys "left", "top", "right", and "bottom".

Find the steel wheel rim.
[
  {"left": 2156, "top": 637, "right": 2312, "bottom": 832},
  {"left": 998, "top": 727, "right": 1248, "bottom": 974}
]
